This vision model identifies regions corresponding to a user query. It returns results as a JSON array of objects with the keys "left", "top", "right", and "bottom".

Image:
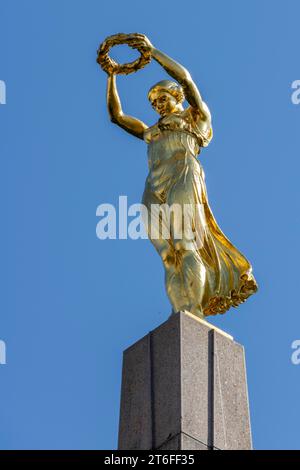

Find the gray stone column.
[{"left": 118, "top": 310, "right": 252, "bottom": 450}]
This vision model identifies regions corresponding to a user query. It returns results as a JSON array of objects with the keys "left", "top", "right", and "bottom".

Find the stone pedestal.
[{"left": 118, "top": 311, "right": 252, "bottom": 450}]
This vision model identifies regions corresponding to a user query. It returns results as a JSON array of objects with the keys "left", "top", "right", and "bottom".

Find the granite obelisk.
[{"left": 118, "top": 311, "right": 252, "bottom": 450}]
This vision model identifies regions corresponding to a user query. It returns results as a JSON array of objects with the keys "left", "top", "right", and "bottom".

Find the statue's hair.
[{"left": 148, "top": 80, "right": 185, "bottom": 104}]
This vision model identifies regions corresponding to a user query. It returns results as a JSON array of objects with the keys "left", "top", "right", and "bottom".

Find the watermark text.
[
  {"left": 291, "top": 340, "right": 300, "bottom": 365},
  {"left": 96, "top": 196, "right": 206, "bottom": 249},
  {"left": 0, "top": 340, "right": 6, "bottom": 365},
  {"left": 291, "top": 80, "right": 300, "bottom": 105},
  {"left": 0, "top": 80, "right": 6, "bottom": 105}
]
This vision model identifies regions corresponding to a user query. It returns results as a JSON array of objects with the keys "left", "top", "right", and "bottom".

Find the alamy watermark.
[
  {"left": 0, "top": 80, "right": 6, "bottom": 105},
  {"left": 291, "top": 80, "right": 300, "bottom": 105},
  {"left": 291, "top": 340, "right": 300, "bottom": 365},
  {"left": 96, "top": 196, "right": 207, "bottom": 249},
  {"left": 0, "top": 340, "right": 6, "bottom": 365}
]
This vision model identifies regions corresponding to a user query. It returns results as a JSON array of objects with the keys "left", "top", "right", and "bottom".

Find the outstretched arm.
[
  {"left": 107, "top": 74, "right": 148, "bottom": 140},
  {"left": 130, "top": 35, "right": 211, "bottom": 122},
  {"left": 151, "top": 48, "right": 211, "bottom": 122}
]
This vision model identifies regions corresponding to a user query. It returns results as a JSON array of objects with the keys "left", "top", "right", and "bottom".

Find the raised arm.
[
  {"left": 152, "top": 49, "right": 210, "bottom": 122},
  {"left": 130, "top": 35, "right": 211, "bottom": 123},
  {"left": 106, "top": 74, "right": 148, "bottom": 140}
]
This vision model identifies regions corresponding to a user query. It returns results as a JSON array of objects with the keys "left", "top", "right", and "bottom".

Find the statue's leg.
[
  {"left": 166, "top": 163, "right": 208, "bottom": 318},
  {"left": 179, "top": 249, "right": 207, "bottom": 318},
  {"left": 142, "top": 185, "right": 190, "bottom": 312},
  {"left": 163, "top": 250, "right": 191, "bottom": 313}
]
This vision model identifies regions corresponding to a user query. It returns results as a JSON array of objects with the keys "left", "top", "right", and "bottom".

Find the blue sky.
[{"left": 0, "top": 0, "right": 299, "bottom": 450}]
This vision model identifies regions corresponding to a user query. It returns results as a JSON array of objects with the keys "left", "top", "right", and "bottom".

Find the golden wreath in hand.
[{"left": 97, "top": 33, "right": 152, "bottom": 75}]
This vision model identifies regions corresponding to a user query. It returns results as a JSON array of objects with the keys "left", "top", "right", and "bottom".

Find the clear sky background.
[{"left": 0, "top": 0, "right": 299, "bottom": 450}]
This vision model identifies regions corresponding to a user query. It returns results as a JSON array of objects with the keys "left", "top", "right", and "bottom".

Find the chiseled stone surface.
[
  {"left": 118, "top": 311, "right": 252, "bottom": 450},
  {"left": 156, "top": 434, "right": 181, "bottom": 451},
  {"left": 181, "top": 315, "right": 211, "bottom": 446},
  {"left": 157, "top": 433, "right": 210, "bottom": 450},
  {"left": 181, "top": 434, "right": 210, "bottom": 450},
  {"left": 118, "top": 334, "right": 152, "bottom": 450},
  {"left": 213, "top": 333, "right": 252, "bottom": 449},
  {"left": 150, "top": 314, "right": 181, "bottom": 448}
]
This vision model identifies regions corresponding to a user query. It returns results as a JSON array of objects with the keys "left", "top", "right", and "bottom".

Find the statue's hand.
[{"left": 128, "top": 33, "right": 154, "bottom": 54}]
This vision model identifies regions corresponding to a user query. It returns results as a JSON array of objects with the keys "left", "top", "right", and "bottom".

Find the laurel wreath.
[{"left": 97, "top": 33, "right": 151, "bottom": 75}]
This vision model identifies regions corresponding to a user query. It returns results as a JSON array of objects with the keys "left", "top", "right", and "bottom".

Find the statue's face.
[{"left": 150, "top": 90, "right": 178, "bottom": 117}]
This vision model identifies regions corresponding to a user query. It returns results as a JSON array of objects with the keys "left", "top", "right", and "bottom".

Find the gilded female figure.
[{"left": 104, "top": 34, "right": 258, "bottom": 319}]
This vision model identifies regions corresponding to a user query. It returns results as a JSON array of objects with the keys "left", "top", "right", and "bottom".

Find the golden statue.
[{"left": 97, "top": 33, "right": 258, "bottom": 319}]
